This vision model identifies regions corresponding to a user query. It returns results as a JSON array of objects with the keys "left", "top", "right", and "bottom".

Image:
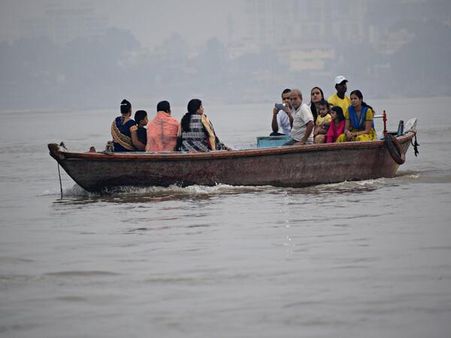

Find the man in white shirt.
[
  {"left": 270, "top": 88, "right": 292, "bottom": 136},
  {"left": 284, "top": 88, "right": 314, "bottom": 145}
]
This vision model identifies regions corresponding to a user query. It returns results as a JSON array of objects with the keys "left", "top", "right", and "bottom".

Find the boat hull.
[{"left": 48, "top": 132, "right": 415, "bottom": 192}]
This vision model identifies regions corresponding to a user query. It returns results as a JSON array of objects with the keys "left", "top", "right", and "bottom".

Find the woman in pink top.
[
  {"left": 146, "top": 100, "right": 180, "bottom": 151},
  {"left": 326, "top": 106, "right": 346, "bottom": 143}
]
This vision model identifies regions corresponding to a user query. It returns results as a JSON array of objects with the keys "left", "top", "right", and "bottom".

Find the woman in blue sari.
[
  {"left": 111, "top": 99, "right": 145, "bottom": 151},
  {"left": 337, "top": 90, "right": 376, "bottom": 142}
]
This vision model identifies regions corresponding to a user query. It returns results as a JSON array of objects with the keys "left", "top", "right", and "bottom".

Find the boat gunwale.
[{"left": 49, "top": 131, "right": 415, "bottom": 162}]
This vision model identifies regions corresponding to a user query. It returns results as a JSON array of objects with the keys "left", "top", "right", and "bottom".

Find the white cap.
[{"left": 334, "top": 75, "right": 348, "bottom": 84}]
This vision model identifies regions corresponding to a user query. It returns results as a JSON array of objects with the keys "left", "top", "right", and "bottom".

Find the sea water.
[{"left": 0, "top": 97, "right": 450, "bottom": 338}]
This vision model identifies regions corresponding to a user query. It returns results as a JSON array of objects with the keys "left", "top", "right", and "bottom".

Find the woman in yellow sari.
[{"left": 337, "top": 90, "right": 376, "bottom": 142}]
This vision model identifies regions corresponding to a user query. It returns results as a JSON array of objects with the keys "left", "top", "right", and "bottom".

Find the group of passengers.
[
  {"left": 110, "top": 75, "right": 376, "bottom": 152},
  {"left": 111, "top": 98, "right": 229, "bottom": 152},
  {"left": 271, "top": 75, "right": 377, "bottom": 145}
]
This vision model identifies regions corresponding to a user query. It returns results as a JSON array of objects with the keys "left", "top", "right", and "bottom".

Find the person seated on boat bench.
[
  {"left": 179, "top": 99, "right": 230, "bottom": 152},
  {"left": 328, "top": 75, "right": 351, "bottom": 116},
  {"left": 146, "top": 100, "right": 180, "bottom": 152},
  {"left": 283, "top": 89, "right": 314, "bottom": 145},
  {"left": 313, "top": 99, "right": 332, "bottom": 143},
  {"left": 270, "top": 88, "right": 292, "bottom": 136},
  {"left": 111, "top": 99, "right": 145, "bottom": 152},
  {"left": 337, "top": 90, "right": 376, "bottom": 142},
  {"left": 134, "top": 110, "right": 148, "bottom": 151},
  {"left": 309, "top": 86, "right": 325, "bottom": 124},
  {"left": 326, "top": 106, "right": 346, "bottom": 143}
]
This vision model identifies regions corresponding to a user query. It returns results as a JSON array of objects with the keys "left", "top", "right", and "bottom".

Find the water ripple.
[{"left": 44, "top": 270, "right": 121, "bottom": 277}]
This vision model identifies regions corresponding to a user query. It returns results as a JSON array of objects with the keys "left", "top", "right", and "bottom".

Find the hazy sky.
[
  {"left": 0, "top": 0, "right": 243, "bottom": 48},
  {"left": 1, "top": 0, "right": 450, "bottom": 110}
]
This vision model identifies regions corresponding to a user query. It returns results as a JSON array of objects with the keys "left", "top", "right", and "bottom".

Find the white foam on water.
[
  {"left": 40, "top": 177, "right": 409, "bottom": 200},
  {"left": 40, "top": 183, "right": 277, "bottom": 201}
]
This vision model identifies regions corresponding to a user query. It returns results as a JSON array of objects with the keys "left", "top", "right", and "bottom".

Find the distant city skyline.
[
  {"left": 1, "top": 0, "right": 442, "bottom": 55},
  {"left": 0, "top": 0, "right": 450, "bottom": 110},
  {"left": 0, "top": 0, "right": 244, "bottom": 48},
  {"left": 1, "top": 0, "right": 446, "bottom": 53}
]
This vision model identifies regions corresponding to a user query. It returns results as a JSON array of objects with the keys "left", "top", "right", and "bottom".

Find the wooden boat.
[{"left": 48, "top": 119, "right": 418, "bottom": 193}]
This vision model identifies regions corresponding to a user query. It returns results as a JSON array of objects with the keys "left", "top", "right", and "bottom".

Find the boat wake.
[
  {"left": 41, "top": 172, "right": 422, "bottom": 203},
  {"left": 404, "top": 168, "right": 451, "bottom": 184},
  {"left": 43, "top": 183, "right": 276, "bottom": 203},
  {"left": 103, "top": 183, "right": 273, "bottom": 199},
  {"left": 300, "top": 178, "right": 389, "bottom": 195}
]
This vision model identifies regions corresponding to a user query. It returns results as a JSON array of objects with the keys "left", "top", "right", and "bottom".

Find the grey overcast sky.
[
  {"left": 1, "top": 0, "right": 450, "bottom": 109},
  {"left": 0, "top": 0, "right": 243, "bottom": 48}
]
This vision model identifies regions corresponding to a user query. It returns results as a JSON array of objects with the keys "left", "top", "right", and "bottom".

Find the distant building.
[
  {"left": 25, "top": 2, "right": 107, "bottom": 44},
  {"left": 239, "top": 0, "right": 370, "bottom": 72}
]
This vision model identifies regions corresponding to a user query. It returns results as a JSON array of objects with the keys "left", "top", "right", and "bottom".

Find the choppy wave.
[
  {"left": 305, "top": 178, "right": 388, "bottom": 194},
  {"left": 38, "top": 173, "right": 424, "bottom": 204},
  {"left": 408, "top": 169, "right": 451, "bottom": 183},
  {"left": 104, "top": 183, "right": 271, "bottom": 196},
  {"left": 40, "top": 184, "right": 90, "bottom": 198},
  {"left": 41, "top": 182, "right": 278, "bottom": 204},
  {"left": 44, "top": 181, "right": 370, "bottom": 199}
]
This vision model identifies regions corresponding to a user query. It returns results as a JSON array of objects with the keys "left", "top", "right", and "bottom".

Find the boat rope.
[
  {"left": 411, "top": 134, "right": 420, "bottom": 157},
  {"left": 57, "top": 163, "right": 63, "bottom": 199}
]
